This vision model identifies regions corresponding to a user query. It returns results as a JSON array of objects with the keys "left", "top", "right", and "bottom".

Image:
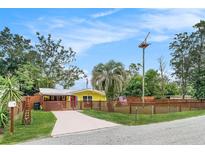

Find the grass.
[
  {"left": 82, "top": 109, "right": 205, "bottom": 125},
  {"left": 0, "top": 110, "right": 56, "bottom": 144}
]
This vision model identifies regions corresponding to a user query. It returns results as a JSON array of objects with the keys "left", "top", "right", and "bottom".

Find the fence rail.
[{"left": 79, "top": 100, "right": 205, "bottom": 114}]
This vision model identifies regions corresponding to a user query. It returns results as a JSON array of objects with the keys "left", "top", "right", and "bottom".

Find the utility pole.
[{"left": 138, "top": 32, "right": 150, "bottom": 106}]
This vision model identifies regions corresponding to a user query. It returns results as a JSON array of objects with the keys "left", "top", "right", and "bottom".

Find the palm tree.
[
  {"left": 0, "top": 76, "right": 22, "bottom": 106},
  {"left": 91, "top": 60, "right": 127, "bottom": 110}
]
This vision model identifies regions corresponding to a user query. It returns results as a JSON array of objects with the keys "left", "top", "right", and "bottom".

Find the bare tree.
[{"left": 158, "top": 56, "right": 167, "bottom": 97}]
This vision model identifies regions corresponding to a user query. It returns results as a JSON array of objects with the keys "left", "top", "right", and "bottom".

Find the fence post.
[
  {"left": 151, "top": 105, "right": 156, "bottom": 116},
  {"left": 91, "top": 101, "right": 93, "bottom": 110},
  {"left": 135, "top": 107, "right": 138, "bottom": 123},
  {"left": 179, "top": 103, "right": 182, "bottom": 112},
  {"left": 153, "top": 104, "right": 156, "bottom": 114},
  {"left": 189, "top": 102, "right": 191, "bottom": 111},
  {"left": 195, "top": 101, "right": 196, "bottom": 109},
  {"left": 113, "top": 101, "right": 115, "bottom": 112},
  {"left": 80, "top": 101, "right": 82, "bottom": 110},
  {"left": 129, "top": 103, "right": 132, "bottom": 114},
  {"left": 168, "top": 102, "right": 170, "bottom": 113},
  {"left": 99, "top": 101, "right": 101, "bottom": 111}
]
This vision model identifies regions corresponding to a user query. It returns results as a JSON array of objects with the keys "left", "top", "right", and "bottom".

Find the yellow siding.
[{"left": 72, "top": 90, "right": 106, "bottom": 101}]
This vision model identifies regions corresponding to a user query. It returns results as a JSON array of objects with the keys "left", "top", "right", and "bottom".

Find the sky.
[{"left": 0, "top": 8, "right": 205, "bottom": 89}]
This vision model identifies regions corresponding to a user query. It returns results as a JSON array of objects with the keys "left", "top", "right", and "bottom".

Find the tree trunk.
[
  {"left": 182, "top": 94, "right": 185, "bottom": 99},
  {"left": 0, "top": 128, "right": 4, "bottom": 134},
  {"left": 107, "top": 101, "right": 114, "bottom": 112}
]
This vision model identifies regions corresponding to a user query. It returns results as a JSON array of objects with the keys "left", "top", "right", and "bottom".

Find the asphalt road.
[{"left": 23, "top": 115, "right": 205, "bottom": 145}]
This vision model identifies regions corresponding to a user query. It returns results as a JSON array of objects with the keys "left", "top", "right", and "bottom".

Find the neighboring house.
[
  {"left": 36, "top": 88, "right": 106, "bottom": 111},
  {"left": 169, "top": 95, "right": 193, "bottom": 99}
]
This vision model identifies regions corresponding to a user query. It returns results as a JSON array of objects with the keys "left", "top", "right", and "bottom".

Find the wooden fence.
[
  {"left": 76, "top": 101, "right": 110, "bottom": 112},
  {"left": 12, "top": 96, "right": 34, "bottom": 116},
  {"left": 128, "top": 101, "right": 205, "bottom": 114},
  {"left": 15, "top": 96, "right": 205, "bottom": 115},
  {"left": 80, "top": 99, "right": 205, "bottom": 114}
]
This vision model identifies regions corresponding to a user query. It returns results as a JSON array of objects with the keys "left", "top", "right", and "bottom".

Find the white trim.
[
  {"left": 39, "top": 88, "right": 72, "bottom": 96},
  {"left": 39, "top": 88, "right": 105, "bottom": 96}
]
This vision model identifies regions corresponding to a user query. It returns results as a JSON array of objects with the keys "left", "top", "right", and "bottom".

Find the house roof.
[
  {"left": 71, "top": 88, "right": 105, "bottom": 96},
  {"left": 39, "top": 88, "right": 105, "bottom": 96},
  {"left": 39, "top": 88, "right": 72, "bottom": 96}
]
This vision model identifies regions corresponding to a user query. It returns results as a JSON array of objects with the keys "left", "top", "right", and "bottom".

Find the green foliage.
[
  {"left": 128, "top": 63, "right": 140, "bottom": 77},
  {"left": 0, "top": 76, "right": 22, "bottom": 106},
  {"left": 0, "top": 105, "right": 8, "bottom": 128},
  {"left": 170, "top": 20, "right": 205, "bottom": 99},
  {"left": 144, "top": 69, "right": 161, "bottom": 96},
  {"left": 0, "top": 27, "right": 85, "bottom": 93},
  {"left": 123, "top": 69, "right": 169, "bottom": 97},
  {"left": 35, "top": 32, "right": 86, "bottom": 89},
  {"left": 91, "top": 60, "right": 127, "bottom": 101},
  {"left": 0, "top": 76, "right": 22, "bottom": 129},
  {"left": 123, "top": 74, "right": 142, "bottom": 96},
  {"left": 190, "top": 21, "right": 205, "bottom": 99},
  {"left": 15, "top": 63, "right": 41, "bottom": 95},
  {"left": 60, "top": 67, "right": 86, "bottom": 89},
  {"left": 165, "top": 82, "right": 180, "bottom": 96},
  {"left": 0, "top": 27, "right": 33, "bottom": 76},
  {"left": 169, "top": 32, "right": 191, "bottom": 99}
]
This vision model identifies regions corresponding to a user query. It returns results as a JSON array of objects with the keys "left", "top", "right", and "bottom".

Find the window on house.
[
  {"left": 44, "top": 96, "right": 50, "bottom": 101},
  {"left": 83, "top": 96, "right": 92, "bottom": 102},
  {"left": 88, "top": 96, "right": 92, "bottom": 102},
  {"left": 83, "top": 96, "right": 87, "bottom": 102},
  {"left": 51, "top": 96, "right": 54, "bottom": 101},
  {"left": 62, "top": 96, "right": 66, "bottom": 101}
]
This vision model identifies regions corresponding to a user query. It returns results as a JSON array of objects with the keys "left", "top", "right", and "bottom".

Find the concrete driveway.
[{"left": 51, "top": 111, "right": 119, "bottom": 137}]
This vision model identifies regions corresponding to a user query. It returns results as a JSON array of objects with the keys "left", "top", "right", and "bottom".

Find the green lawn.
[
  {"left": 82, "top": 109, "right": 205, "bottom": 125},
  {"left": 0, "top": 110, "right": 56, "bottom": 144}
]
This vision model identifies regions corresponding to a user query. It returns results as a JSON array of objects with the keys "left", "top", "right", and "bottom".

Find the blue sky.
[{"left": 0, "top": 8, "right": 205, "bottom": 89}]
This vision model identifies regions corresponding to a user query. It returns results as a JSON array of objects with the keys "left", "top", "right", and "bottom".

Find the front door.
[{"left": 70, "top": 96, "right": 77, "bottom": 110}]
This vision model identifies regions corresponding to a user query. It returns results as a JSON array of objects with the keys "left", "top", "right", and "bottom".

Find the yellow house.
[
  {"left": 71, "top": 89, "right": 106, "bottom": 102},
  {"left": 37, "top": 88, "right": 106, "bottom": 111},
  {"left": 66, "top": 89, "right": 106, "bottom": 110}
]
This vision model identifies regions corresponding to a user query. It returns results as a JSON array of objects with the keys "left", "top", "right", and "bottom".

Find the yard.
[
  {"left": 82, "top": 109, "right": 205, "bottom": 125},
  {"left": 0, "top": 110, "right": 56, "bottom": 144}
]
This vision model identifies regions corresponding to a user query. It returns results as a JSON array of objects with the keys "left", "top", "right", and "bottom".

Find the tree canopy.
[
  {"left": 170, "top": 20, "right": 205, "bottom": 99},
  {"left": 91, "top": 60, "right": 127, "bottom": 101},
  {"left": 0, "top": 27, "right": 85, "bottom": 95}
]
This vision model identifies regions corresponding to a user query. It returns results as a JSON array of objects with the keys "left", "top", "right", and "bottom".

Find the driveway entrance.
[{"left": 51, "top": 111, "right": 119, "bottom": 137}]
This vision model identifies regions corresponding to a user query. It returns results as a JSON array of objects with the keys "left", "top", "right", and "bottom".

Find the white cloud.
[
  {"left": 23, "top": 9, "right": 205, "bottom": 55},
  {"left": 150, "top": 34, "right": 170, "bottom": 42},
  {"left": 30, "top": 19, "right": 140, "bottom": 53},
  {"left": 91, "top": 9, "right": 122, "bottom": 18},
  {"left": 18, "top": 9, "right": 205, "bottom": 89},
  {"left": 140, "top": 9, "right": 203, "bottom": 32}
]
